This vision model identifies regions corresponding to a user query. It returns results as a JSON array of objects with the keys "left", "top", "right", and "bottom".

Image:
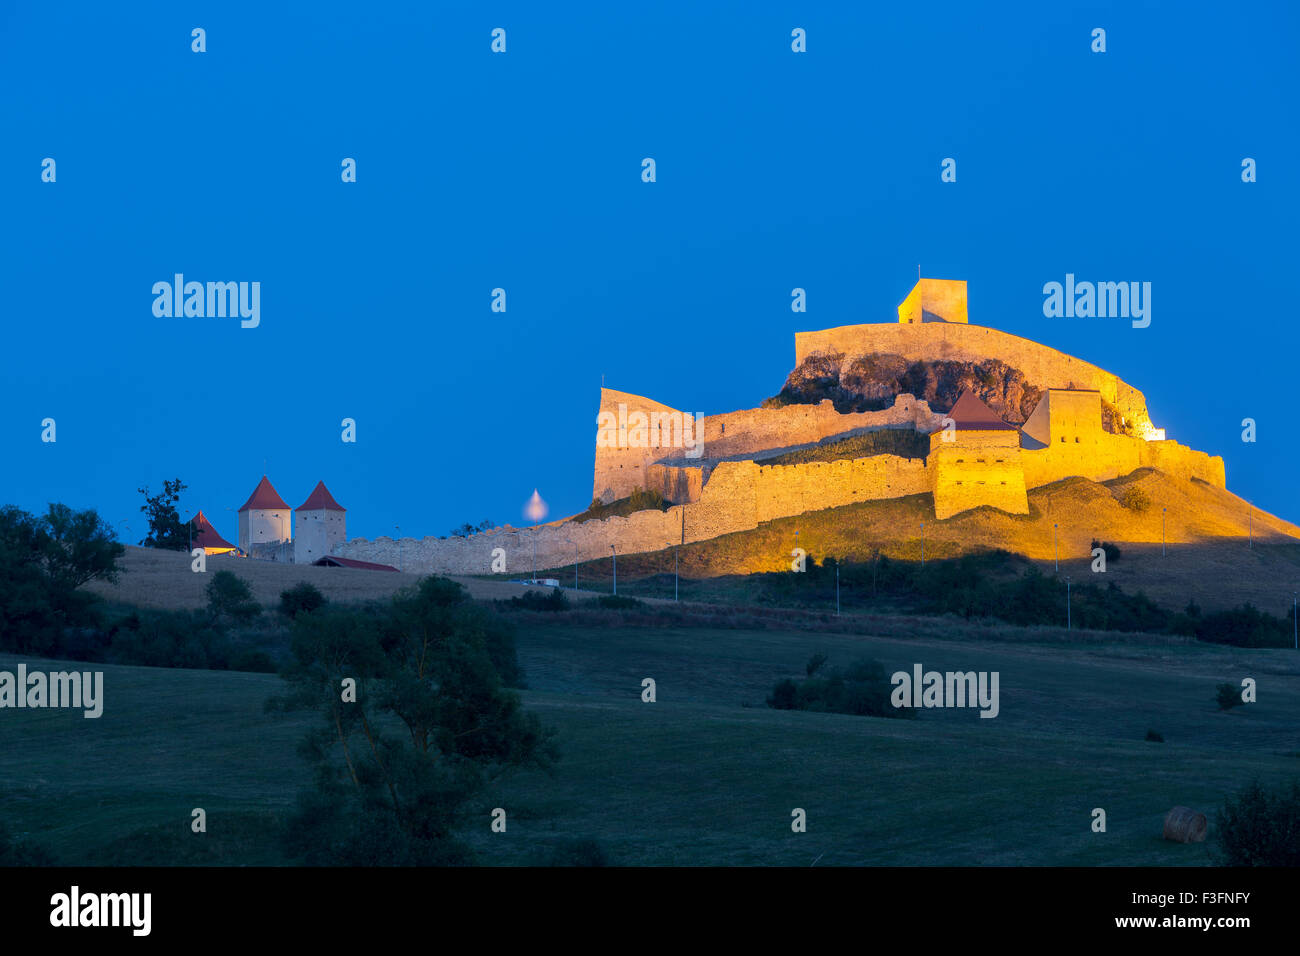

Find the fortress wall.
[
  {"left": 702, "top": 394, "right": 942, "bottom": 460},
  {"left": 752, "top": 456, "right": 930, "bottom": 522},
  {"left": 646, "top": 463, "right": 705, "bottom": 504},
  {"left": 929, "top": 432, "right": 1029, "bottom": 520},
  {"left": 592, "top": 388, "right": 698, "bottom": 504},
  {"left": 1140, "top": 441, "right": 1226, "bottom": 487},
  {"left": 1017, "top": 432, "right": 1224, "bottom": 491},
  {"left": 593, "top": 387, "right": 944, "bottom": 505},
  {"left": 792, "top": 323, "right": 1153, "bottom": 433}
]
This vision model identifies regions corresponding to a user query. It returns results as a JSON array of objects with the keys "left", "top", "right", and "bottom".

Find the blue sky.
[{"left": 2, "top": 1, "right": 1296, "bottom": 542}]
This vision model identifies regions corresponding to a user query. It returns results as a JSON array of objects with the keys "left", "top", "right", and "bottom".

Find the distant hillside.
[
  {"left": 767, "top": 351, "right": 1135, "bottom": 436},
  {"left": 570, "top": 469, "right": 1300, "bottom": 616}
]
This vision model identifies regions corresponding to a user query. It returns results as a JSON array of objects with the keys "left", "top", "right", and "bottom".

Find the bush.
[
  {"left": 206, "top": 570, "right": 261, "bottom": 624},
  {"left": 1145, "top": 729, "right": 1164, "bottom": 742},
  {"left": 1117, "top": 485, "right": 1151, "bottom": 512},
  {"left": 508, "top": 587, "right": 569, "bottom": 612},
  {"left": 1215, "top": 779, "right": 1300, "bottom": 865},
  {"left": 596, "top": 595, "right": 645, "bottom": 609},
  {"left": 767, "top": 658, "right": 912, "bottom": 720},
  {"left": 1216, "top": 682, "right": 1244, "bottom": 710},
  {"left": 280, "top": 582, "right": 327, "bottom": 619},
  {"left": 1196, "top": 604, "right": 1291, "bottom": 648},
  {"left": 1090, "top": 539, "right": 1121, "bottom": 563}
]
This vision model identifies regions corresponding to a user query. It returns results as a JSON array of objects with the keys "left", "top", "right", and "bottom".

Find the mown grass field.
[{"left": 3, "top": 614, "right": 1298, "bottom": 866}]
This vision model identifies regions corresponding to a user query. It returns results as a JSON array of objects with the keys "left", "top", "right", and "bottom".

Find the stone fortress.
[
  {"left": 228, "top": 476, "right": 349, "bottom": 565},
  {"left": 334, "top": 277, "right": 1225, "bottom": 575}
]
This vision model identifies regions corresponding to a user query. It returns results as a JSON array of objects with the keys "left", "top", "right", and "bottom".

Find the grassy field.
[{"left": 3, "top": 614, "right": 1298, "bottom": 866}]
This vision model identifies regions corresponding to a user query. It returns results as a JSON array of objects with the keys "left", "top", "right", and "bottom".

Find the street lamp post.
[
  {"left": 395, "top": 525, "right": 401, "bottom": 572},
  {"left": 611, "top": 544, "right": 617, "bottom": 596},
  {"left": 1054, "top": 522, "right": 1058, "bottom": 572},
  {"left": 675, "top": 544, "right": 679, "bottom": 602},
  {"left": 1066, "top": 576, "right": 1072, "bottom": 632},
  {"left": 1162, "top": 507, "right": 1166, "bottom": 557},
  {"left": 1293, "top": 592, "right": 1297, "bottom": 650},
  {"left": 836, "top": 563, "right": 840, "bottom": 616},
  {"left": 920, "top": 522, "right": 925, "bottom": 566},
  {"left": 531, "top": 526, "right": 537, "bottom": 584}
]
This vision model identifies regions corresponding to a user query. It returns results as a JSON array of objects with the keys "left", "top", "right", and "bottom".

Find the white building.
[
  {"left": 294, "top": 480, "right": 347, "bottom": 565},
  {"left": 238, "top": 475, "right": 292, "bottom": 557}
]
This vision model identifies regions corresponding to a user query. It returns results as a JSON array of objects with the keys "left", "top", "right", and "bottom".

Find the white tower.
[
  {"left": 294, "top": 481, "right": 347, "bottom": 565},
  {"left": 238, "top": 475, "right": 292, "bottom": 558}
]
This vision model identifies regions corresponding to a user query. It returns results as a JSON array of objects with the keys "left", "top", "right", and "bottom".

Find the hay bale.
[{"left": 1162, "top": 806, "right": 1207, "bottom": 843}]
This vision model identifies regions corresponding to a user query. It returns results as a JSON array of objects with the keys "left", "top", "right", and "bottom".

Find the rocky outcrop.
[{"left": 773, "top": 351, "right": 1046, "bottom": 426}]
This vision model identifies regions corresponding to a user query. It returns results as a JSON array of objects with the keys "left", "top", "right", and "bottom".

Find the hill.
[{"left": 541, "top": 468, "right": 1300, "bottom": 616}]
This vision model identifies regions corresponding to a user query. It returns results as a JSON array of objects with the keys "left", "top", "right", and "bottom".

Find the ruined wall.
[
  {"left": 701, "top": 393, "right": 942, "bottom": 459},
  {"left": 339, "top": 452, "right": 926, "bottom": 574},
  {"left": 593, "top": 387, "right": 943, "bottom": 504},
  {"left": 592, "top": 388, "right": 701, "bottom": 504},
  {"left": 792, "top": 323, "right": 1154, "bottom": 434},
  {"left": 646, "top": 463, "right": 705, "bottom": 504}
]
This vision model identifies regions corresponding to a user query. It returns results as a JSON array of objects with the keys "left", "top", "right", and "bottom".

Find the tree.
[
  {"left": 449, "top": 519, "right": 495, "bottom": 539},
  {"left": 137, "top": 478, "right": 192, "bottom": 550},
  {"left": 1215, "top": 779, "right": 1300, "bottom": 865},
  {"left": 272, "top": 577, "right": 555, "bottom": 865},
  {"left": 280, "top": 581, "right": 327, "bottom": 619},
  {"left": 206, "top": 570, "right": 261, "bottom": 625},
  {"left": 0, "top": 503, "right": 123, "bottom": 654}
]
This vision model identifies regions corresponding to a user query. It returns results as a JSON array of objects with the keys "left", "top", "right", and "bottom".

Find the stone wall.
[
  {"left": 929, "top": 431, "right": 1029, "bottom": 519},
  {"left": 592, "top": 387, "right": 943, "bottom": 505},
  {"left": 792, "top": 322, "right": 1154, "bottom": 435},
  {"left": 338, "top": 451, "right": 928, "bottom": 575}
]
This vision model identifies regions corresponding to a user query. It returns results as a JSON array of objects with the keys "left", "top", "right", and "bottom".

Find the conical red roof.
[
  {"left": 238, "top": 475, "right": 290, "bottom": 512},
  {"left": 946, "top": 390, "right": 1017, "bottom": 430},
  {"left": 296, "top": 480, "right": 346, "bottom": 512},
  {"left": 189, "top": 510, "right": 237, "bottom": 551}
]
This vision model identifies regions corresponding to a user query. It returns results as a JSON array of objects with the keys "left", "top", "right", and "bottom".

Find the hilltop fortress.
[{"left": 334, "top": 278, "right": 1225, "bottom": 575}]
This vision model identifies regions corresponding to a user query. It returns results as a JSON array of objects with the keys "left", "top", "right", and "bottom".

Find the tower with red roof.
[
  {"left": 238, "top": 475, "right": 292, "bottom": 557},
  {"left": 294, "top": 481, "right": 347, "bottom": 565}
]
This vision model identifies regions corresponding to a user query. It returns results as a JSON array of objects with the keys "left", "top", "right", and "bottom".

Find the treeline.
[
  {"left": 753, "top": 550, "right": 1297, "bottom": 645},
  {"left": 0, "top": 502, "right": 284, "bottom": 672}
]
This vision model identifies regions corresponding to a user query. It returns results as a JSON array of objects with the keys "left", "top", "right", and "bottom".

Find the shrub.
[
  {"left": 1145, "top": 729, "right": 1164, "bottom": 742},
  {"left": 1196, "top": 604, "right": 1291, "bottom": 648},
  {"left": 1215, "top": 779, "right": 1300, "bottom": 866},
  {"left": 1090, "top": 539, "right": 1121, "bottom": 563},
  {"left": 805, "top": 652, "right": 829, "bottom": 676},
  {"left": 596, "top": 595, "right": 645, "bottom": 609},
  {"left": 509, "top": 587, "right": 569, "bottom": 612},
  {"left": 1117, "top": 485, "right": 1151, "bottom": 513},
  {"left": 1216, "top": 682, "right": 1244, "bottom": 710},
  {"left": 206, "top": 570, "right": 260, "bottom": 624},
  {"left": 767, "top": 658, "right": 912, "bottom": 720},
  {"left": 280, "top": 582, "right": 327, "bottom": 619},
  {"left": 767, "top": 678, "right": 798, "bottom": 710}
]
